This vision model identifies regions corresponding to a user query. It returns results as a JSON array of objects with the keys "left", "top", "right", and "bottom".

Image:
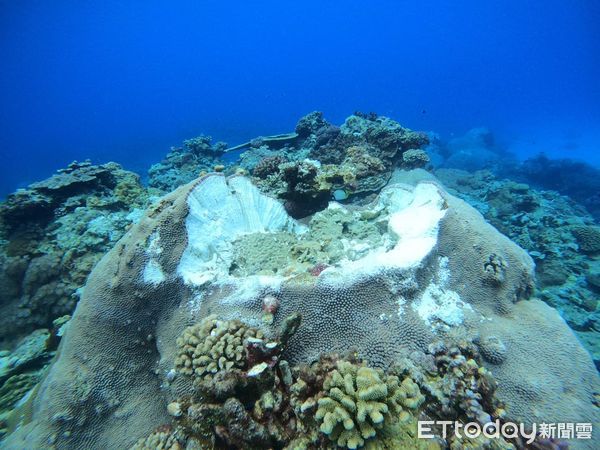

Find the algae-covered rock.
[
  {"left": 248, "top": 112, "right": 430, "bottom": 217},
  {"left": 0, "top": 372, "right": 41, "bottom": 419},
  {"left": 0, "top": 161, "right": 147, "bottom": 346},
  {"left": 230, "top": 232, "right": 299, "bottom": 276},
  {"left": 402, "top": 149, "right": 430, "bottom": 169},
  {"left": 0, "top": 329, "right": 50, "bottom": 383},
  {"left": 148, "top": 135, "right": 228, "bottom": 194}
]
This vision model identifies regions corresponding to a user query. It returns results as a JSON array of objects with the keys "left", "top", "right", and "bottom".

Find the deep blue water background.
[{"left": 1, "top": 0, "right": 599, "bottom": 197}]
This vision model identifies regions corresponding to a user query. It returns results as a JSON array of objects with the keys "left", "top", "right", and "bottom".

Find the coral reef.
[
  {"left": 148, "top": 135, "right": 228, "bottom": 193},
  {"left": 1, "top": 112, "right": 599, "bottom": 449},
  {"left": 435, "top": 168, "right": 600, "bottom": 368},
  {"left": 0, "top": 160, "right": 145, "bottom": 234},
  {"left": 519, "top": 153, "right": 600, "bottom": 221},
  {"left": 244, "top": 111, "right": 430, "bottom": 217},
  {"left": 146, "top": 342, "right": 437, "bottom": 450},
  {"left": 174, "top": 315, "right": 265, "bottom": 384},
  {"left": 130, "top": 426, "right": 184, "bottom": 450},
  {"left": 571, "top": 225, "right": 600, "bottom": 254},
  {"left": 433, "top": 127, "right": 517, "bottom": 175},
  {"left": 390, "top": 341, "right": 516, "bottom": 450},
  {"left": 0, "top": 161, "right": 146, "bottom": 346},
  {"left": 3, "top": 171, "right": 598, "bottom": 450},
  {"left": 145, "top": 112, "right": 429, "bottom": 218},
  {"left": 156, "top": 314, "right": 303, "bottom": 449},
  {"left": 228, "top": 192, "right": 383, "bottom": 277},
  {"left": 0, "top": 318, "right": 66, "bottom": 439},
  {"left": 402, "top": 148, "right": 430, "bottom": 169},
  {"left": 423, "top": 341, "right": 503, "bottom": 426},
  {"left": 314, "top": 360, "right": 424, "bottom": 449}
]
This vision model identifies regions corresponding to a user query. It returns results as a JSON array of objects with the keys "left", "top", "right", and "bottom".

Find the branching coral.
[
  {"left": 130, "top": 425, "right": 184, "bottom": 450},
  {"left": 397, "top": 341, "right": 504, "bottom": 428},
  {"left": 174, "top": 315, "right": 264, "bottom": 383},
  {"left": 313, "top": 360, "right": 424, "bottom": 449}
]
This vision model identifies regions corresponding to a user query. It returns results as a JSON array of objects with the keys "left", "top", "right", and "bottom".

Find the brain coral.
[
  {"left": 571, "top": 225, "right": 600, "bottom": 254},
  {"left": 3, "top": 172, "right": 599, "bottom": 450}
]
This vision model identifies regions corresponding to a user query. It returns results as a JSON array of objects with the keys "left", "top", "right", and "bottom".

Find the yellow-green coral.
[
  {"left": 315, "top": 360, "right": 424, "bottom": 449},
  {"left": 174, "top": 315, "right": 263, "bottom": 382},
  {"left": 364, "top": 415, "right": 441, "bottom": 450},
  {"left": 114, "top": 175, "right": 147, "bottom": 207},
  {"left": 130, "top": 427, "right": 183, "bottom": 450},
  {"left": 0, "top": 373, "right": 40, "bottom": 416}
]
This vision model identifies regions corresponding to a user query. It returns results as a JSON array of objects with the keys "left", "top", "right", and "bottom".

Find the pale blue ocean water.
[{"left": 1, "top": 0, "right": 598, "bottom": 196}]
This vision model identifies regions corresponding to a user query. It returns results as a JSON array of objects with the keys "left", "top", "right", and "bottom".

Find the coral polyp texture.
[
  {"left": 174, "top": 315, "right": 264, "bottom": 382},
  {"left": 315, "top": 360, "right": 424, "bottom": 449},
  {"left": 2, "top": 170, "right": 599, "bottom": 450}
]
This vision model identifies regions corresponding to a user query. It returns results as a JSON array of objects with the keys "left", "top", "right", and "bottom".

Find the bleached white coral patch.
[
  {"left": 143, "top": 231, "right": 165, "bottom": 285},
  {"left": 386, "top": 182, "right": 447, "bottom": 266},
  {"left": 146, "top": 231, "right": 163, "bottom": 256},
  {"left": 320, "top": 182, "right": 447, "bottom": 284},
  {"left": 413, "top": 283, "right": 471, "bottom": 330},
  {"left": 143, "top": 260, "right": 165, "bottom": 285},
  {"left": 413, "top": 257, "right": 472, "bottom": 331},
  {"left": 178, "top": 175, "right": 305, "bottom": 286},
  {"left": 187, "top": 292, "right": 205, "bottom": 315},
  {"left": 396, "top": 296, "right": 407, "bottom": 318},
  {"left": 218, "top": 275, "right": 284, "bottom": 307}
]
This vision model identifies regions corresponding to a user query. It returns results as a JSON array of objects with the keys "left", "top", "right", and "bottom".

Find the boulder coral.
[
  {"left": 434, "top": 168, "right": 600, "bottom": 368},
  {"left": 2, "top": 172, "right": 598, "bottom": 450}
]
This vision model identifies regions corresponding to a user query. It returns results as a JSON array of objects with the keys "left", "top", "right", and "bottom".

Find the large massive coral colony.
[
  {"left": 0, "top": 112, "right": 598, "bottom": 448},
  {"left": 131, "top": 312, "right": 510, "bottom": 449}
]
